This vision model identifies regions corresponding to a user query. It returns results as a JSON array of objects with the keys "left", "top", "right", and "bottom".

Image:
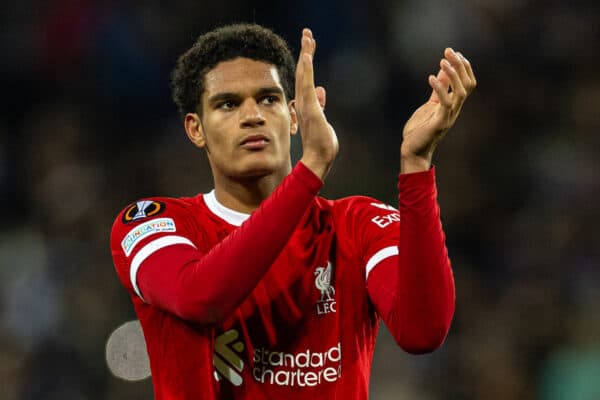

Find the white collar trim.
[{"left": 203, "top": 190, "right": 250, "bottom": 227}]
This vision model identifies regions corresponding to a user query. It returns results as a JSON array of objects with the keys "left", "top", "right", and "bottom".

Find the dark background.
[{"left": 1, "top": 0, "right": 599, "bottom": 398}]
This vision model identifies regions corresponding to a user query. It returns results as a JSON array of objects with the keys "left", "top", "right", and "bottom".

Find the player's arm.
[
  {"left": 366, "top": 49, "right": 476, "bottom": 353},
  {"left": 366, "top": 170, "right": 455, "bottom": 354}
]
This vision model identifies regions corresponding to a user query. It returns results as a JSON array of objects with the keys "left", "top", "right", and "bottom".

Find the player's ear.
[
  {"left": 288, "top": 99, "right": 298, "bottom": 136},
  {"left": 185, "top": 113, "right": 207, "bottom": 148}
]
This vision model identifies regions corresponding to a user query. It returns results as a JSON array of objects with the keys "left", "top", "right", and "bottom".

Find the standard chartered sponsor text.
[{"left": 252, "top": 342, "right": 341, "bottom": 386}]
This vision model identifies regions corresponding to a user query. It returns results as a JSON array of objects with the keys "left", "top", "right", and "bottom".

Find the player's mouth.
[{"left": 240, "top": 134, "right": 269, "bottom": 150}]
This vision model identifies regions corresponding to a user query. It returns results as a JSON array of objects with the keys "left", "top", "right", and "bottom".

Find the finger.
[
  {"left": 456, "top": 51, "right": 477, "bottom": 90},
  {"left": 300, "top": 29, "right": 316, "bottom": 59},
  {"left": 429, "top": 73, "right": 451, "bottom": 108},
  {"left": 295, "top": 29, "right": 318, "bottom": 105},
  {"left": 441, "top": 58, "right": 467, "bottom": 106},
  {"left": 295, "top": 31, "right": 312, "bottom": 82},
  {"left": 315, "top": 86, "right": 326, "bottom": 110},
  {"left": 299, "top": 32, "right": 319, "bottom": 107},
  {"left": 301, "top": 52, "right": 317, "bottom": 102},
  {"left": 428, "top": 69, "right": 449, "bottom": 102},
  {"left": 445, "top": 48, "right": 471, "bottom": 91},
  {"left": 437, "top": 68, "right": 450, "bottom": 91},
  {"left": 304, "top": 28, "right": 316, "bottom": 56}
]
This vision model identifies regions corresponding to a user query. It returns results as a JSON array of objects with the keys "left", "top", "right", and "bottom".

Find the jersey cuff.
[
  {"left": 130, "top": 235, "right": 196, "bottom": 299},
  {"left": 365, "top": 246, "right": 399, "bottom": 280},
  {"left": 398, "top": 166, "right": 436, "bottom": 189},
  {"left": 295, "top": 161, "right": 324, "bottom": 194}
]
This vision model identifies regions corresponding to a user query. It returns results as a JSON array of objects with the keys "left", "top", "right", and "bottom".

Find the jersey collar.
[{"left": 203, "top": 190, "right": 250, "bottom": 227}]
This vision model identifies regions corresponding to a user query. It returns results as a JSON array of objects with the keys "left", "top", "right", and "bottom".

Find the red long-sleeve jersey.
[{"left": 110, "top": 163, "right": 454, "bottom": 399}]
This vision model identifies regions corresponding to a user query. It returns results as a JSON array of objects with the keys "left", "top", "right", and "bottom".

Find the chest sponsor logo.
[
  {"left": 213, "top": 329, "right": 245, "bottom": 386},
  {"left": 253, "top": 342, "right": 342, "bottom": 387},
  {"left": 370, "top": 202, "right": 400, "bottom": 228},
  {"left": 315, "top": 262, "right": 336, "bottom": 315},
  {"left": 121, "top": 218, "right": 176, "bottom": 256},
  {"left": 122, "top": 200, "right": 165, "bottom": 223}
]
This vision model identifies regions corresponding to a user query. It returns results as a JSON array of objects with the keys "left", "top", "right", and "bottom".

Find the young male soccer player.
[{"left": 110, "top": 24, "right": 476, "bottom": 399}]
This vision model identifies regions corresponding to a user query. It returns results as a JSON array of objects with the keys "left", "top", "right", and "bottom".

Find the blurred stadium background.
[{"left": 1, "top": 0, "right": 599, "bottom": 398}]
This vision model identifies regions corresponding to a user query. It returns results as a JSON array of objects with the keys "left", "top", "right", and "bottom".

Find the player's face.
[{"left": 191, "top": 57, "right": 297, "bottom": 180}]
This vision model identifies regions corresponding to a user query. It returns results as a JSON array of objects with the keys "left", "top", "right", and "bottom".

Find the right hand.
[{"left": 295, "top": 28, "right": 339, "bottom": 181}]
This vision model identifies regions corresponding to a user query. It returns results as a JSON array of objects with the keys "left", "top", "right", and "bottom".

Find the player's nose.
[{"left": 239, "top": 99, "right": 266, "bottom": 128}]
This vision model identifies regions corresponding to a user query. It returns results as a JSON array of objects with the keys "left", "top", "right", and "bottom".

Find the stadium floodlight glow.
[{"left": 105, "top": 319, "right": 151, "bottom": 381}]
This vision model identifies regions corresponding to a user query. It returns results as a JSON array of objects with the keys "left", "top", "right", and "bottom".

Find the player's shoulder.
[
  {"left": 329, "top": 195, "right": 398, "bottom": 215},
  {"left": 326, "top": 196, "right": 401, "bottom": 241},
  {"left": 110, "top": 195, "right": 202, "bottom": 244},
  {"left": 113, "top": 196, "right": 193, "bottom": 224}
]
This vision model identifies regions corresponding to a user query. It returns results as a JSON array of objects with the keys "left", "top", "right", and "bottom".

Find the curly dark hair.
[{"left": 171, "top": 23, "right": 296, "bottom": 119}]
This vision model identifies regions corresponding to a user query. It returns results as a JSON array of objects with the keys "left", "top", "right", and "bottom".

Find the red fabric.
[
  {"left": 109, "top": 164, "right": 455, "bottom": 399},
  {"left": 136, "top": 162, "right": 323, "bottom": 325},
  {"left": 367, "top": 167, "right": 455, "bottom": 353}
]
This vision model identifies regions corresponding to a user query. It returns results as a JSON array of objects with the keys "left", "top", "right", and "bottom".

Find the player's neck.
[{"left": 212, "top": 168, "right": 289, "bottom": 214}]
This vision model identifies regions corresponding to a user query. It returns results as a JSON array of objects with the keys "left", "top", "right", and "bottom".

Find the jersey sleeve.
[
  {"left": 342, "top": 168, "right": 455, "bottom": 354},
  {"left": 335, "top": 196, "right": 402, "bottom": 281},
  {"left": 110, "top": 198, "right": 200, "bottom": 299},
  {"left": 110, "top": 162, "right": 323, "bottom": 325}
]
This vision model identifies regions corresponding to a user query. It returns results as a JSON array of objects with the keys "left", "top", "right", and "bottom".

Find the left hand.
[{"left": 401, "top": 48, "right": 477, "bottom": 173}]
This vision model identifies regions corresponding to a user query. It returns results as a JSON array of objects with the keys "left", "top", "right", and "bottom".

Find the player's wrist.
[
  {"left": 400, "top": 154, "right": 432, "bottom": 174},
  {"left": 300, "top": 139, "right": 338, "bottom": 181},
  {"left": 299, "top": 154, "right": 332, "bottom": 181}
]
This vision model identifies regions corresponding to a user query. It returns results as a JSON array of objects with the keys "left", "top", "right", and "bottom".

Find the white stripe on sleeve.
[
  {"left": 130, "top": 235, "right": 197, "bottom": 300},
  {"left": 365, "top": 246, "right": 399, "bottom": 280}
]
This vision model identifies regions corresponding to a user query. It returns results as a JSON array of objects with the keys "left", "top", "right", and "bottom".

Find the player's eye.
[
  {"left": 260, "top": 95, "right": 278, "bottom": 105},
  {"left": 218, "top": 100, "right": 236, "bottom": 110}
]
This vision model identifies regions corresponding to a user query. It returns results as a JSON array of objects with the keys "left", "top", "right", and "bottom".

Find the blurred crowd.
[{"left": 1, "top": 0, "right": 599, "bottom": 399}]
